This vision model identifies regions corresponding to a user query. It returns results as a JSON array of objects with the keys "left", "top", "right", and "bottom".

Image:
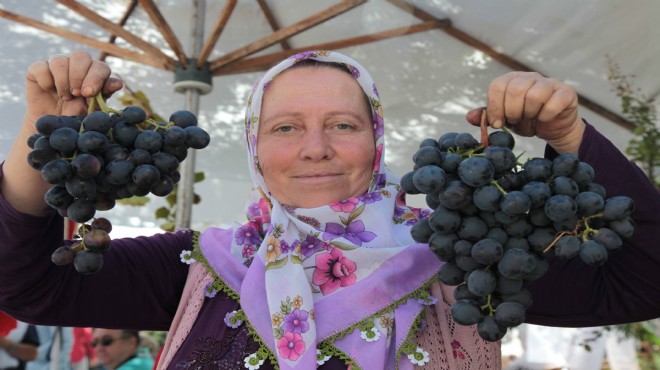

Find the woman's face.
[{"left": 257, "top": 67, "right": 375, "bottom": 208}]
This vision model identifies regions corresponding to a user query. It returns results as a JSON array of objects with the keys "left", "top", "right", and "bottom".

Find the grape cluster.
[
  {"left": 402, "top": 129, "right": 635, "bottom": 342},
  {"left": 27, "top": 97, "right": 210, "bottom": 274}
]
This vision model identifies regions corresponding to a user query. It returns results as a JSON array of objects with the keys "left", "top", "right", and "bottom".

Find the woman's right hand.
[
  {"left": 24, "top": 50, "right": 123, "bottom": 129},
  {"left": 1, "top": 51, "right": 122, "bottom": 215}
]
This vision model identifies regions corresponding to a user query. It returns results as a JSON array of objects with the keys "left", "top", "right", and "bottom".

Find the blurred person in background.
[
  {"left": 0, "top": 312, "right": 38, "bottom": 370},
  {"left": 25, "top": 326, "right": 72, "bottom": 370},
  {"left": 92, "top": 330, "right": 152, "bottom": 370}
]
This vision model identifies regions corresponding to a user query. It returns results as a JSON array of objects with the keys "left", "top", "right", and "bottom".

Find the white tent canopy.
[{"left": 0, "top": 0, "right": 657, "bottom": 229}]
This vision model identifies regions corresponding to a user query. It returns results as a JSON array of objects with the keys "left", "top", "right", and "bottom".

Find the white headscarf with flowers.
[{"left": 200, "top": 50, "right": 441, "bottom": 369}]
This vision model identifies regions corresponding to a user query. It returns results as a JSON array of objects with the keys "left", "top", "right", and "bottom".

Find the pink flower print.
[
  {"left": 277, "top": 332, "right": 306, "bottom": 361},
  {"left": 235, "top": 225, "right": 261, "bottom": 245},
  {"left": 282, "top": 309, "right": 310, "bottom": 333},
  {"left": 330, "top": 198, "right": 358, "bottom": 213},
  {"left": 312, "top": 248, "right": 357, "bottom": 295},
  {"left": 323, "top": 220, "right": 376, "bottom": 246},
  {"left": 258, "top": 198, "right": 271, "bottom": 224},
  {"left": 451, "top": 340, "right": 466, "bottom": 360},
  {"left": 247, "top": 202, "right": 260, "bottom": 217},
  {"left": 242, "top": 245, "right": 256, "bottom": 259},
  {"left": 373, "top": 143, "right": 383, "bottom": 173}
]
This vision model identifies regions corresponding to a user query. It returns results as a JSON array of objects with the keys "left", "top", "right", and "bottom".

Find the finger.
[
  {"left": 466, "top": 107, "right": 486, "bottom": 126},
  {"left": 521, "top": 79, "right": 554, "bottom": 121},
  {"left": 537, "top": 84, "right": 578, "bottom": 123},
  {"left": 503, "top": 75, "right": 537, "bottom": 124},
  {"left": 67, "top": 51, "right": 93, "bottom": 97},
  {"left": 101, "top": 76, "right": 124, "bottom": 99},
  {"left": 25, "top": 60, "right": 55, "bottom": 93},
  {"left": 486, "top": 73, "right": 518, "bottom": 129},
  {"left": 80, "top": 59, "right": 112, "bottom": 98},
  {"left": 48, "top": 54, "right": 72, "bottom": 101}
]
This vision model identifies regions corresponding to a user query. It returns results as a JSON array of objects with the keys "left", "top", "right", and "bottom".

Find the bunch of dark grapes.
[
  {"left": 402, "top": 127, "right": 635, "bottom": 342},
  {"left": 27, "top": 97, "right": 211, "bottom": 274}
]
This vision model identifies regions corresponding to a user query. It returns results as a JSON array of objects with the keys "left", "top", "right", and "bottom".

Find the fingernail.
[
  {"left": 71, "top": 88, "right": 81, "bottom": 97},
  {"left": 82, "top": 86, "right": 94, "bottom": 96},
  {"left": 493, "top": 119, "right": 502, "bottom": 129}
]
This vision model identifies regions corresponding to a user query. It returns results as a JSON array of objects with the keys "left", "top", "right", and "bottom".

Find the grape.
[
  {"left": 473, "top": 184, "right": 502, "bottom": 212},
  {"left": 551, "top": 176, "right": 579, "bottom": 197},
  {"left": 579, "top": 240, "right": 608, "bottom": 266},
  {"left": 497, "top": 248, "right": 535, "bottom": 280},
  {"left": 477, "top": 316, "right": 507, "bottom": 342},
  {"left": 82, "top": 111, "right": 113, "bottom": 134},
  {"left": 28, "top": 98, "right": 211, "bottom": 275},
  {"left": 170, "top": 110, "right": 198, "bottom": 128},
  {"left": 412, "top": 165, "right": 446, "bottom": 194},
  {"left": 132, "top": 164, "right": 161, "bottom": 189},
  {"left": 400, "top": 124, "right": 636, "bottom": 342},
  {"left": 500, "top": 191, "right": 531, "bottom": 216},
  {"left": 438, "top": 180, "right": 472, "bottom": 209},
  {"left": 412, "top": 146, "right": 443, "bottom": 167},
  {"left": 522, "top": 181, "right": 551, "bottom": 208},
  {"left": 494, "top": 301, "right": 526, "bottom": 327},
  {"left": 121, "top": 106, "right": 147, "bottom": 124},
  {"left": 78, "top": 131, "right": 109, "bottom": 153},
  {"left": 437, "top": 261, "right": 464, "bottom": 285},
  {"left": 488, "top": 131, "right": 515, "bottom": 149},
  {"left": 451, "top": 300, "right": 484, "bottom": 325},
  {"left": 40, "top": 159, "right": 73, "bottom": 184},
  {"left": 134, "top": 130, "right": 163, "bottom": 153},
  {"left": 457, "top": 216, "right": 488, "bottom": 242},
  {"left": 83, "top": 229, "right": 111, "bottom": 252},
  {"left": 49, "top": 127, "right": 79, "bottom": 155},
  {"left": 113, "top": 121, "right": 139, "bottom": 147},
  {"left": 602, "top": 196, "right": 635, "bottom": 221},
  {"left": 73, "top": 250, "right": 104, "bottom": 274},
  {"left": 428, "top": 206, "right": 461, "bottom": 234},
  {"left": 470, "top": 238, "right": 503, "bottom": 265},
  {"left": 458, "top": 156, "right": 494, "bottom": 187},
  {"left": 544, "top": 194, "right": 577, "bottom": 222},
  {"left": 554, "top": 235, "right": 580, "bottom": 259},
  {"left": 51, "top": 246, "right": 75, "bottom": 266},
  {"left": 71, "top": 153, "right": 102, "bottom": 179},
  {"left": 35, "top": 115, "right": 63, "bottom": 136},
  {"left": 591, "top": 228, "right": 622, "bottom": 252},
  {"left": 483, "top": 146, "right": 516, "bottom": 175},
  {"left": 151, "top": 175, "right": 174, "bottom": 196},
  {"left": 428, "top": 233, "right": 459, "bottom": 261},
  {"left": 552, "top": 153, "right": 579, "bottom": 176},
  {"left": 467, "top": 268, "right": 497, "bottom": 297}
]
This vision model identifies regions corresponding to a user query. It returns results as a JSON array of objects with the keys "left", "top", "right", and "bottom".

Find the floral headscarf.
[{"left": 198, "top": 51, "right": 441, "bottom": 369}]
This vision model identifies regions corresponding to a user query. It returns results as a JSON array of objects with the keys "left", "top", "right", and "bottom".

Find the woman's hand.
[
  {"left": 1, "top": 51, "right": 122, "bottom": 215},
  {"left": 466, "top": 71, "right": 585, "bottom": 154},
  {"left": 24, "top": 50, "right": 123, "bottom": 128}
]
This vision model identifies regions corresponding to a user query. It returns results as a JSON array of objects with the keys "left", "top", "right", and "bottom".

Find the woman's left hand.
[{"left": 466, "top": 71, "right": 585, "bottom": 154}]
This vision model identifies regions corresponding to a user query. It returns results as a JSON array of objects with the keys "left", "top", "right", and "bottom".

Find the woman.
[{"left": 0, "top": 50, "right": 658, "bottom": 369}]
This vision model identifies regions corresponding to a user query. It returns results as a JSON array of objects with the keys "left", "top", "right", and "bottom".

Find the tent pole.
[{"left": 175, "top": 0, "right": 206, "bottom": 229}]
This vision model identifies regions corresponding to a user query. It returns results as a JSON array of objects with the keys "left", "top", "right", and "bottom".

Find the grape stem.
[
  {"left": 480, "top": 109, "right": 489, "bottom": 148},
  {"left": 480, "top": 294, "right": 496, "bottom": 316},
  {"left": 542, "top": 230, "right": 571, "bottom": 254},
  {"left": 580, "top": 212, "right": 604, "bottom": 241},
  {"left": 489, "top": 179, "right": 508, "bottom": 195}
]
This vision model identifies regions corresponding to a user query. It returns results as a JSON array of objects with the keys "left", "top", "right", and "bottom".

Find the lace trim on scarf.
[{"left": 188, "top": 239, "right": 437, "bottom": 370}]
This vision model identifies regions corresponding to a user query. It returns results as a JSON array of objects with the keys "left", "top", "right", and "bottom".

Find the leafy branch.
[{"left": 606, "top": 55, "right": 660, "bottom": 187}]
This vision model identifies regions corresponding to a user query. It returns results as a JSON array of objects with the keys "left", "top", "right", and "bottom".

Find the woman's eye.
[
  {"left": 336, "top": 123, "right": 352, "bottom": 130},
  {"left": 276, "top": 125, "right": 293, "bottom": 133}
]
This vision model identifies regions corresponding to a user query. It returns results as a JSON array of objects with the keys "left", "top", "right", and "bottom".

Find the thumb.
[{"left": 466, "top": 107, "right": 486, "bottom": 127}]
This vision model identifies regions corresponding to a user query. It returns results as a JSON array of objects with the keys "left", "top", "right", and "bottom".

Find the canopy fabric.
[{"left": 0, "top": 0, "right": 656, "bottom": 227}]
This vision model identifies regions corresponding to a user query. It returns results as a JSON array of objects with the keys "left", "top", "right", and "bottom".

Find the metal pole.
[{"left": 175, "top": 0, "right": 205, "bottom": 229}]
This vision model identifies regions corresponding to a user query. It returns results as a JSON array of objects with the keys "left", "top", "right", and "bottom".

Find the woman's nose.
[{"left": 300, "top": 128, "right": 333, "bottom": 160}]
